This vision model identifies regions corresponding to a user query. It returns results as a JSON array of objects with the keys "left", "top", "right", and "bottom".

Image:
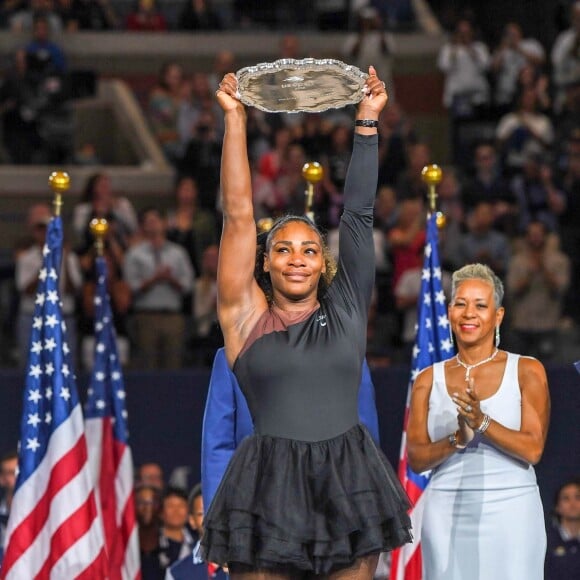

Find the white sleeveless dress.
[{"left": 422, "top": 352, "right": 546, "bottom": 580}]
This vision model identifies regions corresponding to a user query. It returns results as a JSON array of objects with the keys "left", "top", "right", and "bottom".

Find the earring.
[{"left": 495, "top": 325, "right": 500, "bottom": 347}]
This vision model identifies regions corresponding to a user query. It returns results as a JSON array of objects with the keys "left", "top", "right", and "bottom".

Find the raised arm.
[{"left": 215, "top": 74, "right": 267, "bottom": 365}]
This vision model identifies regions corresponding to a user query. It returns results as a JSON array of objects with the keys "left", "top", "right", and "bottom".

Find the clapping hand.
[{"left": 452, "top": 378, "right": 484, "bottom": 432}]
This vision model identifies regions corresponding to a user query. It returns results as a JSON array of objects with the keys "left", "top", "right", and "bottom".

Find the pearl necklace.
[{"left": 456, "top": 348, "right": 499, "bottom": 382}]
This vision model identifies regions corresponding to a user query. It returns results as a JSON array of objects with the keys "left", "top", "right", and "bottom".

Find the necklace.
[{"left": 456, "top": 348, "right": 499, "bottom": 382}]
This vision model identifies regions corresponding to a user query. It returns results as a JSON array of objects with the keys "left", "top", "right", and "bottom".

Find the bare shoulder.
[
  {"left": 517, "top": 355, "right": 549, "bottom": 392},
  {"left": 517, "top": 355, "right": 547, "bottom": 378},
  {"left": 413, "top": 365, "right": 434, "bottom": 393}
]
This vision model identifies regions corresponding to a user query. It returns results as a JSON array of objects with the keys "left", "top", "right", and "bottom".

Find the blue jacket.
[{"left": 201, "top": 348, "right": 380, "bottom": 509}]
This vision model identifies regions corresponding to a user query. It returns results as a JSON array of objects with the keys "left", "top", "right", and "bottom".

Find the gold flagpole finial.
[
  {"left": 89, "top": 218, "right": 109, "bottom": 256},
  {"left": 421, "top": 164, "right": 443, "bottom": 214},
  {"left": 48, "top": 171, "right": 70, "bottom": 217},
  {"left": 302, "top": 162, "right": 324, "bottom": 222}
]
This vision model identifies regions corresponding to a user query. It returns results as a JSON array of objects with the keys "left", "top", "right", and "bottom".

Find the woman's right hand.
[{"left": 216, "top": 73, "right": 244, "bottom": 113}]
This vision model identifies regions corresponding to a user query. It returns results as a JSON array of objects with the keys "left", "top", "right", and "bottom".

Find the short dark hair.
[
  {"left": 0, "top": 450, "right": 18, "bottom": 467},
  {"left": 162, "top": 485, "right": 188, "bottom": 505},
  {"left": 138, "top": 206, "right": 162, "bottom": 225}
]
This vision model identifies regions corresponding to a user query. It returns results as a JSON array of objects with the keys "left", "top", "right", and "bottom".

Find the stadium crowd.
[{"left": 0, "top": 1, "right": 579, "bottom": 371}]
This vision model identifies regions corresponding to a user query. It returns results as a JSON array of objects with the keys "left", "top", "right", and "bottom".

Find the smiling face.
[
  {"left": 449, "top": 279, "right": 504, "bottom": 347},
  {"left": 263, "top": 220, "right": 326, "bottom": 304}
]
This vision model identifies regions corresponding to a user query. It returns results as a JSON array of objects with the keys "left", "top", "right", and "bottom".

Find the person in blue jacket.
[{"left": 201, "top": 347, "right": 381, "bottom": 510}]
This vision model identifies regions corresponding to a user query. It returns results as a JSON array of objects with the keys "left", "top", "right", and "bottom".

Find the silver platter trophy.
[{"left": 236, "top": 58, "right": 368, "bottom": 113}]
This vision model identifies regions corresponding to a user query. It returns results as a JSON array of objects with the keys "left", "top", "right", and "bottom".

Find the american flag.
[
  {"left": 390, "top": 213, "right": 455, "bottom": 580},
  {"left": 84, "top": 256, "right": 141, "bottom": 580},
  {"left": 1, "top": 215, "right": 107, "bottom": 580}
]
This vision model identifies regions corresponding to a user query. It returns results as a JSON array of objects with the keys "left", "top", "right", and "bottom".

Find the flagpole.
[
  {"left": 48, "top": 171, "right": 70, "bottom": 217},
  {"left": 390, "top": 163, "right": 454, "bottom": 580}
]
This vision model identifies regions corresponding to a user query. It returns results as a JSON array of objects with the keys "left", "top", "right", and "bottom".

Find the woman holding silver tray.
[{"left": 201, "top": 64, "right": 412, "bottom": 579}]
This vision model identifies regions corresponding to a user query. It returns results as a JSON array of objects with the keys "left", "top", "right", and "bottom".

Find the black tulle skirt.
[{"left": 201, "top": 424, "right": 413, "bottom": 575}]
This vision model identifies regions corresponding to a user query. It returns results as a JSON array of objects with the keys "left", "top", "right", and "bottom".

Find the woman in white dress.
[{"left": 407, "top": 263, "right": 550, "bottom": 580}]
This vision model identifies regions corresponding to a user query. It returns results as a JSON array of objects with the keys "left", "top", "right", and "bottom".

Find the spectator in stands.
[
  {"left": 191, "top": 244, "right": 221, "bottom": 366},
  {"left": 516, "top": 63, "right": 551, "bottom": 115},
  {"left": 148, "top": 62, "right": 186, "bottom": 165},
  {"left": 275, "top": 142, "right": 312, "bottom": 218},
  {"left": 0, "top": 48, "right": 44, "bottom": 164},
  {"left": 438, "top": 17, "right": 490, "bottom": 158},
  {"left": 178, "top": 0, "right": 222, "bottom": 30},
  {"left": 395, "top": 266, "right": 452, "bottom": 359},
  {"left": 135, "top": 483, "right": 164, "bottom": 580},
  {"left": 124, "top": 207, "right": 194, "bottom": 369},
  {"left": 73, "top": 172, "right": 138, "bottom": 249},
  {"left": 554, "top": 77, "right": 580, "bottom": 168},
  {"left": 344, "top": 7, "right": 395, "bottom": 100},
  {"left": 506, "top": 220, "right": 570, "bottom": 361},
  {"left": 13, "top": 14, "right": 73, "bottom": 164},
  {"left": 557, "top": 130, "right": 580, "bottom": 328},
  {"left": 552, "top": 1, "right": 580, "bottom": 113},
  {"left": 490, "top": 21, "right": 545, "bottom": 113},
  {"left": 137, "top": 462, "right": 165, "bottom": 491},
  {"left": 25, "top": 15, "right": 64, "bottom": 71},
  {"left": 458, "top": 200, "right": 511, "bottom": 279},
  {"left": 166, "top": 483, "right": 228, "bottom": 579},
  {"left": 0, "top": 1, "right": 25, "bottom": 29},
  {"left": 496, "top": 85, "right": 554, "bottom": 177},
  {"left": 374, "top": 184, "right": 399, "bottom": 235},
  {"left": 56, "top": 0, "right": 119, "bottom": 31},
  {"left": 545, "top": 477, "right": 580, "bottom": 580},
  {"left": 10, "top": 0, "right": 63, "bottom": 33},
  {"left": 15, "top": 203, "right": 82, "bottom": 368},
  {"left": 320, "top": 123, "right": 353, "bottom": 227},
  {"left": 395, "top": 141, "right": 431, "bottom": 200},
  {"left": 0, "top": 450, "right": 18, "bottom": 565},
  {"left": 165, "top": 176, "right": 218, "bottom": 276},
  {"left": 178, "top": 106, "right": 223, "bottom": 212},
  {"left": 436, "top": 167, "right": 466, "bottom": 271},
  {"left": 257, "top": 124, "right": 293, "bottom": 183},
  {"left": 125, "top": 0, "right": 167, "bottom": 31},
  {"left": 377, "top": 101, "right": 416, "bottom": 187},
  {"left": 279, "top": 33, "right": 301, "bottom": 59},
  {"left": 207, "top": 50, "right": 236, "bottom": 92},
  {"left": 462, "top": 141, "right": 517, "bottom": 236},
  {"left": 387, "top": 196, "right": 426, "bottom": 292},
  {"left": 158, "top": 487, "right": 195, "bottom": 572},
  {"left": 509, "top": 150, "right": 566, "bottom": 235}
]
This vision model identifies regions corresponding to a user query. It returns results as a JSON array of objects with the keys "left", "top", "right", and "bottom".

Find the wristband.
[{"left": 355, "top": 119, "right": 379, "bottom": 128}]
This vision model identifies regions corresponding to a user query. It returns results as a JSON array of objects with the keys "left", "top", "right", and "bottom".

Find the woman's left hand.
[
  {"left": 452, "top": 378, "right": 484, "bottom": 430},
  {"left": 358, "top": 65, "right": 389, "bottom": 118}
]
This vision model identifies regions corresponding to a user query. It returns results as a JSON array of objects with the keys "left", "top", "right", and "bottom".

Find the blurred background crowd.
[{"left": 0, "top": 0, "right": 579, "bottom": 373}]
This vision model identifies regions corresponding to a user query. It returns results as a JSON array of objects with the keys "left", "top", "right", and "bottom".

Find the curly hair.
[{"left": 254, "top": 215, "right": 337, "bottom": 304}]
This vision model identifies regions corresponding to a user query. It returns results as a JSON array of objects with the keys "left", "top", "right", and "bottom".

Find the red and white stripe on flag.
[{"left": 1, "top": 406, "right": 108, "bottom": 580}]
